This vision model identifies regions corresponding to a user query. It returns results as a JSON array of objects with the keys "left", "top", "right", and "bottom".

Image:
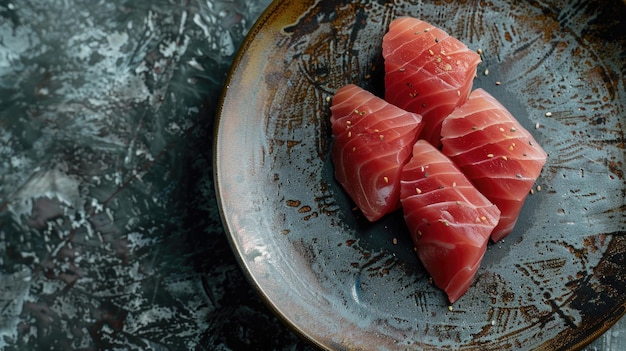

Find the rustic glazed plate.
[{"left": 215, "top": 0, "right": 626, "bottom": 349}]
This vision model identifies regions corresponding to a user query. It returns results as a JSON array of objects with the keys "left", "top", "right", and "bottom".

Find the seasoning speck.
[
  {"left": 545, "top": 112, "right": 553, "bottom": 117},
  {"left": 535, "top": 122, "right": 540, "bottom": 129},
  {"left": 383, "top": 176, "right": 389, "bottom": 183},
  {"left": 537, "top": 185, "right": 542, "bottom": 192},
  {"left": 484, "top": 68, "right": 489, "bottom": 76},
  {"left": 448, "top": 305, "right": 454, "bottom": 312},
  {"left": 326, "top": 96, "right": 331, "bottom": 102},
  {"left": 487, "top": 153, "right": 494, "bottom": 158},
  {"left": 393, "top": 237, "right": 398, "bottom": 245},
  {"left": 495, "top": 81, "right": 501, "bottom": 85},
  {"left": 416, "top": 187, "right": 422, "bottom": 194},
  {"left": 477, "top": 48, "right": 483, "bottom": 55}
]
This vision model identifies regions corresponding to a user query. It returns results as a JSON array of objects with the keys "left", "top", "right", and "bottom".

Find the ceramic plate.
[{"left": 215, "top": 0, "right": 626, "bottom": 349}]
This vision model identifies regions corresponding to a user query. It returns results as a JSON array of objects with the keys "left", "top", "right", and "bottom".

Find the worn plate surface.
[{"left": 215, "top": 0, "right": 626, "bottom": 350}]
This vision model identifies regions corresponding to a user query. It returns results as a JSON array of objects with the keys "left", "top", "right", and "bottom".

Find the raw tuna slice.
[
  {"left": 331, "top": 84, "right": 423, "bottom": 221},
  {"left": 440, "top": 88, "right": 547, "bottom": 242},
  {"left": 401, "top": 140, "right": 500, "bottom": 303},
  {"left": 383, "top": 17, "right": 481, "bottom": 147}
]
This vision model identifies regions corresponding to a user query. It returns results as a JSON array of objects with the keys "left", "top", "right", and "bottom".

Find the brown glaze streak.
[{"left": 537, "top": 235, "right": 626, "bottom": 350}]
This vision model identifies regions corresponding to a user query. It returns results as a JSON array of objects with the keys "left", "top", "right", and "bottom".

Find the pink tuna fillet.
[
  {"left": 383, "top": 17, "right": 481, "bottom": 148},
  {"left": 440, "top": 88, "right": 548, "bottom": 241},
  {"left": 331, "top": 84, "right": 423, "bottom": 221},
  {"left": 401, "top": 140, "right": 500, "bottom": 303}
]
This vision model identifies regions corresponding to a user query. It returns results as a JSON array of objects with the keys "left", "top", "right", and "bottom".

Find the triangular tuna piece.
[
  {"left": 400, "top": 140, "right": 500, "bottom": 303},
  {"left": 383, "top": 17, "right": 480, "bottom": 148},
  {"left": 331, "top": 84, "right": 423, "bottom": 221},
  {"left": 441, "top": 88, "right": 547, "bottom": 241}
]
